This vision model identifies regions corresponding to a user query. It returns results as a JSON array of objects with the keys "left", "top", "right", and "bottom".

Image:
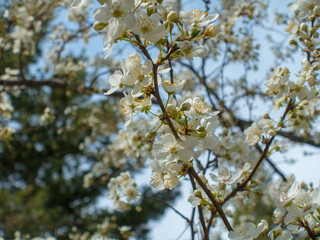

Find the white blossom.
[
  {"left": 228, "top": 220, "right": 268, "bottom": 240},
  {"left": 151, "top": 133, "right": 193, "bottom": 163},
  {"left": 132, "top": 12, "right": 166, "bottom": 43},
  {"left": 209, "top": 166, "right": 242, "bottom": 185}
]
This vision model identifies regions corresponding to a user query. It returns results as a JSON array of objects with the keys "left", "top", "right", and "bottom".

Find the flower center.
[
  {"left": 170, "top": 146, "right": 178, "bottom": 154},
  {"left": 194, "top": 101, "right": 211, "bottom": 114},
  {"left": 113, "top": 9, "right": 123, "bottom": 18}
]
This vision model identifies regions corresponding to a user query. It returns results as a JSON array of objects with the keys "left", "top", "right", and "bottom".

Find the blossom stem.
[
  {"left": 132, "top": 1, "right": 142, "bottom": 14},
  {"left": 165, "top": 94, "right": 171, "bottom": 108}
]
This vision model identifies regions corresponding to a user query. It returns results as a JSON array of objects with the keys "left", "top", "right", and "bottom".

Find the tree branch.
[
  {"left": 189, "top": 172, "right": 209, "bottom": 240},
  {"left": 188, "top": 167, "right": 233, "bottom": 232}
]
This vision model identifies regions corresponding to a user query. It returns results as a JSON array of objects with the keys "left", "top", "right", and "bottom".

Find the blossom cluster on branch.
[
  {"left": 73, "top": 0, "right": 320, "bottom": 239},
  {"left": 2, "top": 0, "right": 320, "bottom": 239}
]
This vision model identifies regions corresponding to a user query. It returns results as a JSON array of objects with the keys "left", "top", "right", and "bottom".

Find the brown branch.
[
  {"left": 237, "top": 118, "right": 320, "bottom": 148},
  {"left": 0, "top": 78, "right": 106, "bottom": 94},
  {"left": 223, "top": 99, "right": 294, "bottom": 204},
  {"left": 3, "top": 79, "right": 318, "bottom": 151},
  {"left": 190, "top": 207, "right": 196, "bottom": 240},
  {"left": 189, "top": 172, "right": 209, "bottom": 240},
  {"left": 255, "top": 145, "right": 287, "bottom": 182},
  {"left": 188, "top": 167, "right": 233, "bottom": 232},
  {"left": 206, "top": 211, "right": 217, "bottom": 236},
  {"left": 298, "top": 218, "right": 320, "bottom": 239}
]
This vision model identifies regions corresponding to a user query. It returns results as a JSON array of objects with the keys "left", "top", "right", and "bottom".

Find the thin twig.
[{"left": 142, "top": 194, "right": 190, "bottom": 223}]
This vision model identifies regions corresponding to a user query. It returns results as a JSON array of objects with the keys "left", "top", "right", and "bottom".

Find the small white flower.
[
  {"left": 180, "top": 9, "right": 219, "bottom": 28},
  {"left": 150, "top": 160, "right": 181, "bottom": 190},
  {"left": 244, "top": 119, "right": 278, "bottom": 145},
  {"left": 151, "top": 133, "right": 193, "bottom": 163},
  {"left": 132, "top": 12, "right": 166, "bottom": 43},
  {"left": 280, "top": 181, "right": 300, "bottom": 206},
  {"left": 184, "top": 97, "right": 216, "bottom": 119},
  {"left": 228, "top": 220, "right": 268, "bottom": 240},
  {"left": 122, "top": 52, "right": 153, "bottom": 95},
  {"left": 101, "top": 20, "right": 124, "bottom": 58},
  {"left": 120, "top": 91, "right": 141, "bottom": 125},
  {"left": 161, "top": 77, "right": 185, "bottom": 94},
  {"left": 105, "top": 70, "right": 124, "bottom": 95},
  {"left": 209, "top": 166, "right": 242, "bottom": 185},
  {"left": 177, "top": 41, "right": 208, "bottom": 59},
  {"left": 93, "top": 0, "right": 135, "bottom": 27}
]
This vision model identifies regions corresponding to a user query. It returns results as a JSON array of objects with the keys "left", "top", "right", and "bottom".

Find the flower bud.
[
  {"left": 204, "top": 24, "right": 219, "bottom": 37},
  {"left": 147, "top": 5, "right": 156, "bottom": 16},
  {"left": 268, "top": 129, "right": 276, "bottom": 136},
  {"left": 145, "top": 131, "right": 156, "bottom": 141},
  {"left": 314, "top": 6, "right": 320, "bottom": 16},
  {"left": 93, "top": 21, "right": 108, "bottom": 31},
  {"left": 313, "top": 62, "right": 320, "bottom": 70},
  {"left": 265, "top": 89, "right": 273, "bottom": 95},
  {"left": 304, "top": 39, "right": 311, "bottom": 47},
  {"left": 135, "top": 206, "right": 142, "bottom": 212},
  {"left": 262, "top": 113, "right": 270, "bottom": 119},
  {"left": 274, "top": 226, "right": 282, "bottom": 236},
  {"left": 166, "top": 103, "right": 176, "bottom": 114},
  {"left": 310, "top": 26, "right": 318, "bottom": 35},
  {"left": 194, "top": 189, "right": 202, "bottom": 198},
  {"left": 198, "top": 174, "right": 207, "bottom": 184},
  {"left": 167, "top": 11, "right": 179, "bottom": 22},
  {"left": 180, "top": 101, "right": 191, "bottom": 111},
  {"left": 300, "top": 23, "right": 308, "bottom": 32},
  {"left": 289, "top": 39, "right": 298, "bottom": 46},
  {"left": 306, "top": 75, "right": 315, "bottom": 85}
]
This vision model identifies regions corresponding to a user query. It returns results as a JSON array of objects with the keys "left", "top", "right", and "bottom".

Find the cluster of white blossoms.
[
  {"left": 83, "top": 118, "right": 154, "bottom": 188},
  {"left": 188, "top": 174, "right": 220, "bottom": 210},
  {"left": 86, "top": 0, "right": 219, "bottom": 58},
  {"left": 88, "top": 0, "right": 222, "bottom": 192},
  {"left": 289, "top": 0, "right": 320, "bottom": 19},
  {"left": 188, "top": 164, "right": 251, "bottom": 209},
  {"left": 1, "top": 0, "right": 43, "bottom": 55},
  {"left": 269, "top": 180, "right": 320, "bottom": 239},
  {"left": 265, "top": 66, "right": 317, "bottom": 110},
  {"left": 0, "top": 68, "right": 20, "bottom": 81},
  {"left": 244, "top": 118, "right": 279, "bottom": 146},
  {"left": 228, "top": 220, "right": 268, "bottom": 240},
  {"left": 40, "top": 107, "right": 56, "bottom": 125},
  {"left": 69, "top": 217, "right": 135, "bottom": 240},
  {"left": 215, "top": 131, "right": 260, "bottom": 165},
  {"left": 149, "top": 98, "right": 222, "bottom": 190},
  {"left": 107, "top": 171, "right": 139, "bottom": 210},
  {"left": 0, "top": 92, "right": 16, "bottom": 143},
  {"left": 11, "top": 231, "right": 55, "bottom": 240},
  {"left": 67, "top": 0, "right": 320, "bottom": 239}
]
